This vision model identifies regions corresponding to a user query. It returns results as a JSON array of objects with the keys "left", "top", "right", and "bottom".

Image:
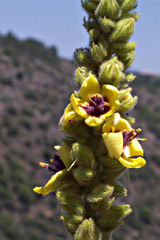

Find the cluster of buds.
[{"left": 34, "top": 0, "right": 146, "bottom": 239}]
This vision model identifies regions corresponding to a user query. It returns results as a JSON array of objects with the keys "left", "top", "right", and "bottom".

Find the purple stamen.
[
  {"left": 123, "top": 129, "right": 141, "bottom": 146},
  {"left": 80, "top": 95, "right": 110, "bottom": 117}
]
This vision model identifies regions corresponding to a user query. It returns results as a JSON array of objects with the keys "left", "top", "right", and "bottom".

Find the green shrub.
[
  {"left": 139, "top": 206, "right": 152, "bottom": 224},
  {"left": 0, "top": 215, "right": 21, "bottom": 239},
  {"left": 0, "top": 77, "right": 13, "bottom": 85},
  {"left": 6, "top": 105, "right": 18, "bottom": 116},
  {"left": 16, "top": 183, "right": 35, "bottom": 205},
  {"left": 21, "top": 107, "right": 34, "bottom": 117},
  {"left": 24, "top": 89, "right": 39, "bottom": 101},
  {"left": 20, "top": 119, "right": 33, "bottom": 130}
]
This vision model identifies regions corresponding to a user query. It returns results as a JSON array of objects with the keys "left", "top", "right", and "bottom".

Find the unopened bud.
[
  {"left": 98, "top": 17, "right": 115, "bottom": 34},
  {"left": 118, "top": 50, "right": 136, "bottom": 69},
  {"left": 109, "top": 17, "right": 135, "bottom": 42},
  {"left": 75, "top": 218, "right": 102, "bottom": 240},
  {"left": 121, "top": 0, "right": 137, "bottom": 12},
  {"left": 96, "top": 0, "right": 120, "bottom": 20},
  {"left": 60, "top": 214, "right": 83, "bottom": 235},
  {"left": 119, "top": 93, "right": 138, "bottom": 112},
  {"left": 75, "top": 67, "right": 91, "bottom": 86},
  {"left": 91, "top": 42, "right": 108, "bottom": 63},
  {"left": 99, "top": 57, "right": 124, "bottom": 86},
  {"left": 112, "top": 42, "right": 136, "bottom": 55},
  {"left": 73, "top": 167, "right": 96, "bottom": 186},
  {"left": 81, "top": 0, "right": 98, "bottom": 13},
  {"left": 122, "top": 12, "right": 141, "bottom": 21}
]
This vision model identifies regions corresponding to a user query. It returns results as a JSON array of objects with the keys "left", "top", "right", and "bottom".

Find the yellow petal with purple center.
[
  {"left": 119, "top": 156, "right": 146, "bottom": 168},
  {"left": 123, "top": 139, "right": 143, "bottom": 158},
  {"left": 103, "top": 132, "right": 123, "bottom": 158},
  {"left": 70, "top": 94, "right": 89, "bottom": 118},
  {"left": 80, "top": 74, "right": 101, "bottom": 101},
  {"left": 33, "top": 169, "right": 67, "bottom": 196}
]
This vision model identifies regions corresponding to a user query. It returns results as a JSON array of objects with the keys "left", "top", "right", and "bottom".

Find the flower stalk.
[{"left": 33, "top": 0, "right": 146, "bottom": 239}]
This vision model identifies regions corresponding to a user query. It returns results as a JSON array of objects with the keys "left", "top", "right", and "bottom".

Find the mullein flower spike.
[{"left": 34, "top": 0, "right": 146, "bottom": 239}]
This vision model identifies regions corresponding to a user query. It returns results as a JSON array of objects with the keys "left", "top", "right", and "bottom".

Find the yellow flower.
[
  {"left": 33, "top": 169, "right": 67, "bottom": 196},
  {"left": 70, "top": 74, "right": 120, "bottom": 127},
  {"left": 59, "top": 103, "right": 79, "bottom": 126},
  {"left": 102, "top": 114, "right": 146, "bottom": 168}
]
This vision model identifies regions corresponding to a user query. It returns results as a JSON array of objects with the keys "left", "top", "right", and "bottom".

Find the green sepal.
[
  {"left": 81, "top": 0, "right": 98, "bottom": 13},
  {"left": 96, "top": 0, "right": 120, "bottom": 20},
  {"left": 91, "top": 42, "right": 108, "bottom": 63},
  {"left": 101, "top": 165, "right": 126, "bottom": 182},
  {"left": 60, "top": 120, "right": 90, "bottom": 140},
  {"left": 120, "top": 73, "right": 136, "bottom": 85},
  {"left": 71, "top": 143, "right": 97, "bottom": 169},
  {"left": 60, "top": 214, "right": 84, "bottom": 235},
  {"left": 118, "top": 93, "right": 138, "bottom": 112},
  {"left": 105, "top": 181, "right": 127, "bottom": 198},
  {"left": 99, "top": 57, "right": 124, "bottom": 86},
  {"left": 111, "top": 42, "right": 136, "bottom": 55},
  {"left": 98, "top": 17, "right": 115, "bottom": 34},
  {"left": 97, "top": 204, "right": 132, "bottom": 231},
  {"left": 75, "top": 67, "right": 91, "bottom": 86},
  {"left": 121, "top": 0, "right": 137, "bottom": 12},
  {"left": 86, "top": 184, "right": 114, "bottom": 211},
  {"left": 74, "top": 48, "right": 96, "bottom": 71},
  {"left": 75, "top": 218, "right": 102, "bottom": 240},
  {"left": 122, "top": 12, "right": 141, "bottom": 21},
  {"left": 83, "top": 16, "right": 100, "bottom": 31},
  {"left": 118, "top": 50, "right": 136, "bottom": 69},
  {"left": 109, "top": 17, "right": 135, "bottom": 42},
  {"left": 121, "top": 113, "right": 135, "bottom": 124},
  {"left": 73, "top": 166, "right": 96, "bottom": 186},
  {"left": 56, "top": 191, "right": 85, "bottom": 215},
  {"left": 89, "top": 29, "right": 100, "bottom": 43},
  {"left": 118, "top": 87, "right": 132, "bottom": 100}
]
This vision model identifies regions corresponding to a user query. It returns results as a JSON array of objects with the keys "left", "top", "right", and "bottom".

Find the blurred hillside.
[{"left": 0, "top": 33, "right": 160, "bottom": 240}]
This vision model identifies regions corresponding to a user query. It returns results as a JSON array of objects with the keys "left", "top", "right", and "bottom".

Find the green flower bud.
[
  {"left": 96, "top": 0, "right": 120, "bottom": 20},
  {"left": 73, "top": 166, "right": 96, "bottom": 185},
  {"left": 83, "top": 16, "right": 100, "bottom": 31},
  {"left": 91, "top": 42, "right": 108, "bottom": 63},
  {"left": 118, "top": 87, "right": 132, "bottom": 100},
  {"left": 98, "top": 17, "right": 115, "bottom": 34},
  {"left": 99, "top": 57, "right": 124, "bottom": 86},
  {"left": 122, "top": 12, "right": 141, "bottom": 21},
  {"left": 75, "top": 218, "right": 102, "bottom": 240},
  {"left": 119, "top": 92, "right": 138, "bottom": 112},
  {"left": 89, "top": 29, "right": 99, "bottom": 43},
  {"left": 109, "top": 17, "right": 135, "bottom": 42},
  {"left": 111, "top": 181, "right": 127, "bottom": 197},
  {"left": 81, "top": 0, "right": 98, "bottom": 13},
  {"left": 118, "top": 50, "right": 136, "bottom": 69},
  {"left": 71, "top": 143, "right": 97, "bottom": 169},
  {"left": 56, "top": 191, "right": 85, "bottom": 215},
  {"left": 86, "top": 184, "right": 114, "bottom": 211},
  {"left": 101, "top": 165, "right": 126, "bottom": 181},
  {"left": 74, "top": 48, "right": 96, "bottom": 71},
  {"left": 121, "top": 0, "right": 137, "bottom": 12},
  {"left": 97, "top": 204, "right": 132, "bottom": 231},
  {"left": 60, "top": 214, "right": 84, "bottom": 235},
  {"left": 75, "top": 67, "right": 91, "bottom": 86},
  {"left": 112, "top": 41, "right": 136, "bottom": 55}
]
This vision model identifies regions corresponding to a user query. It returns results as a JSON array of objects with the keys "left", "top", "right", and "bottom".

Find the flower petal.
[
  {"left": 33, "top": 169, "right": 67, "bottom": 196},
  {"left": 59, "top": 103, "right": 78, "bottom": 125},
  {"left": 103, "top": 132, "right": 123, "bottom": 158},
  {"left": 123, "top": 139, "right": 144, "bottom": 158},
  {"left": 101, "top": 84, "right": 119, "bottom": 105},
  {"left": 103, "top": 100, "right": 120, "bottom": 118},
  {"left": 119, "top": 156, "right": 146, "bottom": 168},
  {"left": 70, "top": 94, "right": 89, "bottom": 118},
  {"left": 80, "top": 74, "right": 101, "bottom": 101},
  {"left": 85, "top": 115, "right": 104, "bottom": 127},
  {"left": 58, "top": 144, "right": 73, "bottom": 169}
]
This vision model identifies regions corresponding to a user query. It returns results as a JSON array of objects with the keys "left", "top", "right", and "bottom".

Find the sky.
[{"left": 0, "top": 0, "right": 160, "bottom": 74}]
